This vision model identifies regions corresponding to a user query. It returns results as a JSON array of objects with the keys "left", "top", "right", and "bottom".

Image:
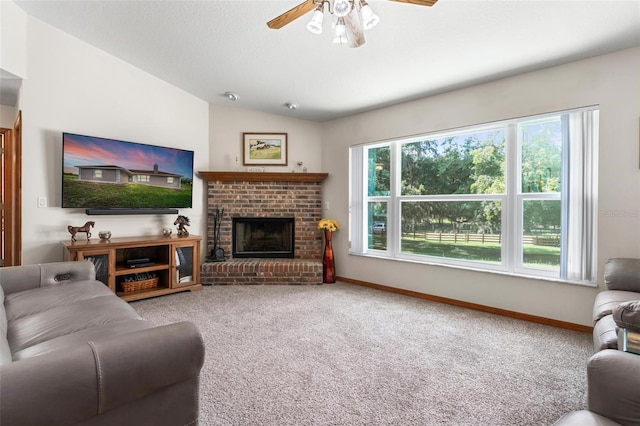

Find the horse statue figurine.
[
  {"left": 68, "top": 221, "right": 95, "bottom": 242},
  {"left": 174, "top": 215, "right": 190, "bottom": 236}
]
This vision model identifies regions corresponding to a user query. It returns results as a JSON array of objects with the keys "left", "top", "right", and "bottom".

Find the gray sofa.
[
  {"left": 554, "top": 349, "right": 640, "bottom": 426},
  {"left": 554, "top": 258, "right": 640, "bottom": 426},
  {"left": 0, "top": 261, "right": 204, "bottom": 426},
  {"left": 593, "top": 258, "right": 640, "bottom": 351}
]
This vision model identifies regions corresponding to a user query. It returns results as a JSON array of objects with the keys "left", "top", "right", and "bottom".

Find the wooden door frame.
[{"left": 1, "top": 110, "right": 22, "bottom": 266}]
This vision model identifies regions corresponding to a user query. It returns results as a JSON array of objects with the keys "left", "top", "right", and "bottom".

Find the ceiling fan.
[{"left": 267, "top": 0, "right": 438, "bottom": 48}]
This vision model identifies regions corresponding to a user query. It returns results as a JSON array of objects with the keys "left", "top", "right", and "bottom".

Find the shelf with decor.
[{"left": 61, "top": 234, "right": 202, "bottom": 302}]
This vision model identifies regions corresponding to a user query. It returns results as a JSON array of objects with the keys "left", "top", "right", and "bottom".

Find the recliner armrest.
[
  {"left": 587, "top": 349, "right": 640, "bottom": 426},
  {"left": 1, "top": 261, "right": 96, "bottom": 295},
  {"left": 0, "top": 321, "right": 204, "bottom": 426},
  {"left": 39, "top": 261, "right": 96, "bottom": 286}
]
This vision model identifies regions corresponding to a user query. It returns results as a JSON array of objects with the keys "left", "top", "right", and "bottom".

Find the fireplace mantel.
[{"left": 198, "top": 171, "right": 328, "bottom": 183}]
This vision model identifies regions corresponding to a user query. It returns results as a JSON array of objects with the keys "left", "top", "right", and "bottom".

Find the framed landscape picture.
[{"left": 243, "top": 132, "right": 288, "bottom": 166}]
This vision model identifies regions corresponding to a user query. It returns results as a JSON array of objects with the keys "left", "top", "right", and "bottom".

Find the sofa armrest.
[
  {"left": 0, "top": 321, "right": 204, "bottom": 426},
  {"left": 1, "top": 261, "right": 95, "bottom": 295},
  {"left": 587, "top": 349, "right": 640, "bottom": 426},
  {"left": 604, "top": 258, "right": 640, "bottom": 292},
  {"left": 90, "top": 321, "right": 204, "bottom": 413}
]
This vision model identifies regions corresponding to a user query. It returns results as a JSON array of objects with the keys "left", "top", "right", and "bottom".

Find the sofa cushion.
[
  {"left": 593, "top": 290, "right": 640, "bottom": 322},
  {"left": 613, "top": 300, "right": 640, "bottom": 332},
  {"left": 6, "top": 283, "right": 142, "bottom": 354},
  {"left": 12, "top": 319, "right": 153, "bottom": 361},
  {"left": 4, "top": 280, "right": 115, "bottom": 322},
  {"left": 604, "top": 258, "right": 640, "bottom": 292},
  {"left": 593, "top": 315, "right": 619, "bottom": 351}
]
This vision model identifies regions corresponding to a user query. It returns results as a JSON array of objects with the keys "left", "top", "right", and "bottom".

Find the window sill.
[{"left": 348, "top": 251, "right": 598, "bottom": 288}]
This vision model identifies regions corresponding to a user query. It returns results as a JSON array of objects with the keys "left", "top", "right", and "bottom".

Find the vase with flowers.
[{"left": 318, "top": 218, "right": 339, "bottom": 283}]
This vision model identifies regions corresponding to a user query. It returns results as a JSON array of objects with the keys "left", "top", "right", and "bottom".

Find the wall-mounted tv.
[{"left": 62, "top": 132, "right": 194, "bottom": 214}]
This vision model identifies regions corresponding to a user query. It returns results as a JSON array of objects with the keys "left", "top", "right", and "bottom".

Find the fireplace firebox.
[{"left": 232, "top": 217, "right": 295, "bottom": 258}]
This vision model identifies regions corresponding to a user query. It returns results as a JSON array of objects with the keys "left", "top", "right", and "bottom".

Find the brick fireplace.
[{"left": 200, "top": 172, "right": 328, "bottom": 285}]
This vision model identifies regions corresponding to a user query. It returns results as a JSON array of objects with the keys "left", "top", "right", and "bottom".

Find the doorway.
[{"left": 1, "top": 110, "right": 22, "bottom": 266}]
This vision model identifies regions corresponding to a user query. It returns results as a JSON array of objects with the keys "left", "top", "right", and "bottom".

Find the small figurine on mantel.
[
  {"left": 174, "top": 215, "right": 190, "bottom": 236},
  {"left": 67, "top": 221, "right": 95, "bottom": 242}
]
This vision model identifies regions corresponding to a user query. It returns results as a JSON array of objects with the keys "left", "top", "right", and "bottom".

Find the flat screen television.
[{"left": 62, "top": 132, "right": 194, "bottom": 214}]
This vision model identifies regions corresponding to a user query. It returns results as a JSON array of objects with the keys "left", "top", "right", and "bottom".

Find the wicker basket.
[{"left": 121, "top": 277, "right": 159, "bottom": 293}]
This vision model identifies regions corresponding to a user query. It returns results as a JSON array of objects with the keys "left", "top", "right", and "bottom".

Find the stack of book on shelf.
[{"left": 620, "top": 329, "right": 640, "bottom": 355}]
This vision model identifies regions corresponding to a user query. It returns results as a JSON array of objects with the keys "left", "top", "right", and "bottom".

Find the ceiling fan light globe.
[
  {"left": 360, "top": 5, "right": 380, "bottom": 30},
  {"left": 333, "top": 0, "right": 352, "bottom": 17},
  {"left": 306, "top": 10, "right": 324, "bottom": 34},
  {"left": 333, "top": 18, "right": 348, "bottom": 44}
]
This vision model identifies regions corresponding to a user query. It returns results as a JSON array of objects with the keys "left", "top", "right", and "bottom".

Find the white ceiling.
[{"left": 9, "top": 0, "right": 640, "bottom": 122}]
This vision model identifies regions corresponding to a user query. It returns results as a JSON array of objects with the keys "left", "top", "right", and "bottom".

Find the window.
[
  {"left": 349, "top": 108, "right": 598, "bottom": 283},
  {"left": 167, "top": 177, "right": 174, "bottom": 184},
  {"left": 93, "top": 170, "right": 102, "bottom": 179},
  {"left": 138, "top": 175, "right": 150, "bottom": 183}
]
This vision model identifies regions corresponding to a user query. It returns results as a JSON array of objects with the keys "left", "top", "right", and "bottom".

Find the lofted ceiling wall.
[{"left": 5, "top": 0, "right": 640, "bottom": 121}]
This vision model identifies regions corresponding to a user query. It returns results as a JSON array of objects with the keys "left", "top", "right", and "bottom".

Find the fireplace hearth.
[{"left": 232, "top": 217, "right": 295, "bottom": 258}]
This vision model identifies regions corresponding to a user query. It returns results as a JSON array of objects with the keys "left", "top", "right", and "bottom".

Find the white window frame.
[{"left": 349, "top": 107, "right": 598, "bottom": 284}]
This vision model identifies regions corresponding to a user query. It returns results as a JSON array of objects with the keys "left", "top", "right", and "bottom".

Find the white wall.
[
  {"left": 0, "top": 105, "right": 17, "bottom": 127},
  {"left": 20, "top": 16, "right": 209, "bottom": 264},
  {"left": 0, "top": 0, "right": 27, "bottom": 79},
  {"left": 209, "top": 105, "right": 322, "bottom": 173},
  {"left": 322, "top": 46, "right": 640, "bottom": 326}
]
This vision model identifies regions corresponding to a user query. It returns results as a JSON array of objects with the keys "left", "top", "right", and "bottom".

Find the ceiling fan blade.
[
  {"left": 267, "top": 0, "right": 318, "bottom": 29},
  {"left": 389, "top": 0, "right": 438, "bottom": 6},
  {"left": 344, "top": 11, "right": 365, "bottom": 48}
]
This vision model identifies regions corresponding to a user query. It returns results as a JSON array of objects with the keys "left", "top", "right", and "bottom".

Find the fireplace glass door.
[{"left": 232, "top": 217, "right": 295, "bottom": 258}]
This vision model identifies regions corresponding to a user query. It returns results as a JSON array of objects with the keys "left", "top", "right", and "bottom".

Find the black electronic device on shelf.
[{"left": 126, "top": 258, "right": 155, "bottom": 268}]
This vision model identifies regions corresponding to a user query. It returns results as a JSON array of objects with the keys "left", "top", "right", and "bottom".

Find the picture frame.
[{"left": 242, "top": 132, "right": 288, "bottom": 166}]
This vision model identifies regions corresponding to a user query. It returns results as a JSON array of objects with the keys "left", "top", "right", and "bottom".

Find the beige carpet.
[{"left": 131, "top": 283, "right": 592, "bottom": 426}]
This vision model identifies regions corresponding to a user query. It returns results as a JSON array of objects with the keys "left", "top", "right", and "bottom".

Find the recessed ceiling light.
[{"left": 224, "top": 91, "right": 238, "bottom": 101}]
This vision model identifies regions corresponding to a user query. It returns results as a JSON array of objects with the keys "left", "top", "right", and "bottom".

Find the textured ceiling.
[{"left": 10, "top": 0, "right": 640, "bottom": 122}]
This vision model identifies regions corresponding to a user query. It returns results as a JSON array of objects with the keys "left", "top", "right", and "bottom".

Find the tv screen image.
[{"left": 62, "top": 133, "right": 194, "bottom": 211}]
